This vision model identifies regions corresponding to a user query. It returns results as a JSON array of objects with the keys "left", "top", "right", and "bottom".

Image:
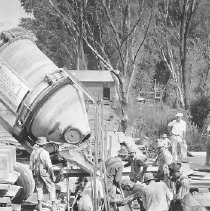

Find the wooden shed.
[{"left": 69, "top": 70, "right": 116, "bottom": 102}]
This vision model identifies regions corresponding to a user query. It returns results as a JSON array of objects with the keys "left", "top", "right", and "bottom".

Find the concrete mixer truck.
[{"left": 0, "top": 28, "right": 93, "bottom": 204}]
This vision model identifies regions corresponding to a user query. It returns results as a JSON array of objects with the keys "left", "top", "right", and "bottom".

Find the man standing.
[
  {"left": 30, "top": 137, "right": 56, "bottom": 211},
  {"left": 168, "top": 113, "right": 187, "bottom": 162},
  {"left": 206, "top": 125, "right": 210, "bottom": 166},
  {"left": 142, "top": 172, "right": 173, "bottom": 211},
  {"left": 124, "top": 147, "right": 148, "bottom": 182}
]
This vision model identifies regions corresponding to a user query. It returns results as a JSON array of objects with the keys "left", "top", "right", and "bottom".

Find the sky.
[{"left": 0, "top": 0, "right": 29, "bottom": 31}]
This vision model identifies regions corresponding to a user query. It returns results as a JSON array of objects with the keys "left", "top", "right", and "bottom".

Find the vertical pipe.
[
  {"left": 66, "top": 177, "right": 70, "bottom": 211},
  {"left": 93, "top": 103, "right": 98, "bottom": 210}
]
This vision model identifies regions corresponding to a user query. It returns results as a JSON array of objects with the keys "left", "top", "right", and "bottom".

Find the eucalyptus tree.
[{"left": 20, "top": 0, "right": 154, "bottom": 132}]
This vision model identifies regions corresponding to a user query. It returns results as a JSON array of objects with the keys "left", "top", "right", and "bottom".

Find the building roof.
[{"left": 69, "top": 70, "right": 114, "bottom": 82}]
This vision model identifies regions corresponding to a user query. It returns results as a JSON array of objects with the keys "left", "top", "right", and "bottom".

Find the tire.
[{"left": 12, "top": 162, "right": 35, "bottom": 203}]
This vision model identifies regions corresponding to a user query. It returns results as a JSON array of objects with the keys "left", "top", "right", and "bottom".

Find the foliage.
[
  {"left": 133, "top": 103, "right": 177, "bottom": 138},
  {"left": 19, "top": 0, "right": 156, "bottom": 132},
  {"left": 18, "top": 0, "right": 210, "bottom": 135},
  {"left": 186, "top": 123, "right": 206, "bottom": 151},
  {"left": 190, "top": 96, "right": 210, "bottom": 129}
]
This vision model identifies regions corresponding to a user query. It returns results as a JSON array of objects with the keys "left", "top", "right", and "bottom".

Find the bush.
[
  {"left": 128, "top": 103, "right": 207, "bottom": 151},
  {"left": 186, "top": 123, "right": 206, "bottom": 151},
  {"left": 134, "top": 103, "right": 180, "bottom": 138},
  {"left": 190, "top": 96, "right": 210, "bottom": 130}
]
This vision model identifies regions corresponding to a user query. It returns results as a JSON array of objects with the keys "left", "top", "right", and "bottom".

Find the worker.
[
  {"left": 124, "top": 147, "right": 148, "bottom": 183},
  {"left": 121, "top": 178, "right": 145, "bottom": 211},
  {"left": 142, "top": 172, "right": 173, "bottom": 211},
  {"left": 155, "top": 139, "right": 172, "bottom": 187},
  {"left": 160, "top": 134, "right": 171, "bottom": 150},
  {"left": 168, "top": 162, "right": 202, "bottom": 211},
  {"left": 30, "top": 137, "right": 56, "bottom": 211},
  {"left": 206, "top": 125, "right": 210, "bottom": 166},
  {"left": 105, "top": 153, "right": 124, "bottom": 205},
  {"left": 78, "top": 172, "right": 104, "bottom": 211},
  {"left": 168, "top": 113, "right": 187, "bottom": 162}
]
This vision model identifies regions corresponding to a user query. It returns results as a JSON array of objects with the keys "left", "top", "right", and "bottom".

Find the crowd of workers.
[{"left": 29, "top": 112, "right": 210, "bottom": 211}]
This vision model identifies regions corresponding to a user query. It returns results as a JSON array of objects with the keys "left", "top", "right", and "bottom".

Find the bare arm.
[
  {"left": 164, "top": 183, "right": 173, "bottom": 201},
  {"left": 115, "top": 164, "right": 123, "bottom": 186}
]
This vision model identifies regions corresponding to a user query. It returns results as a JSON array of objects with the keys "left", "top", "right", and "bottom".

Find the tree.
[
  {"left": 151, "top": 0, "right": 200, "bottom": 109},
  {"left": 20, "top": 0, "right": 154, "bottom": 132}
]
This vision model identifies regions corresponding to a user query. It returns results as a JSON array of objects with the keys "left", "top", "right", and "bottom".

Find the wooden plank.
[
  {"left": 0, "top": 184, "right": 11, "bottom": 190},
  {"left": 0, "top": 207, "right": 12, "bottom": 211},
  {"left": 58, "top": 168, "right": 90, "bottom": 177},
  {"left": 5, "top": 185, "right": 21, "bottom": 197},
  {"left": 0, "top": 196, "right": 11, "bottom": 204}
]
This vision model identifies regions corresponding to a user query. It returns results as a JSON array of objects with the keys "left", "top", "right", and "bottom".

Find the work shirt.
[
  {"left": 173, "top": 172, "right": 189, "bottom": 199},
  {"left": 142, "top": 181, "right": 173, "bottom": 211},
  {"left": 157, "top": 148, "right": 172, "bottom": 172},
  {"left": 168, "top": 120, "right": 186, "bottom": 137},
  {"left": 161, "top": 138, "right": 171, "bottom": 149},
  {"left": 105, "top": 157, "right": 124, "bottom": 185},
  {"left": 30, "top": 147, "right": 52, "bottom": 177},
  {"left": 125, "top": 154, "right": 148, "bottom": 182}
]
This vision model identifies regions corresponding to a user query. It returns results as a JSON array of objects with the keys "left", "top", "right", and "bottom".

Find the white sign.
[{"left": 0, "top": 60, "right": 29, "bottom": 113}]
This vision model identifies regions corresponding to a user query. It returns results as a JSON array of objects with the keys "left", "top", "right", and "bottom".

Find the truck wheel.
[{"left": 12, "top": 162, "right": 35, "bottom": 203}]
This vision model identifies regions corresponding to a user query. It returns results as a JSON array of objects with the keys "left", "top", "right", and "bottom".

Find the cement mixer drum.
[{"left": 0, "top": 28, "right": 91, "bottom": 151}]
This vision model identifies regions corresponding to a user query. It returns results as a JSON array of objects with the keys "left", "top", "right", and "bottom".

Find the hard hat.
[
  {"left": 127, "top": 146, "right": 135, "bottom": 154},
  {"left": 118, "top": 147, "right": 128, "bottom": 156},
  {"left": 121, "top": 178, "right": 135, "bottom": 188},
  {"left": 207, "top": 125, "right": 210, "bottom": 131},
  {"left": 168, "top": 162, "right": 182, "bottom": 173},
  {"left": 176, "top": 113, "right": 183, "bottom": 117},
  {"left": 143, "top": 173, "right": 155, "bottom": 183},
  {"left": 36, "top": 137, "right": 47, "bottom": 146},
  {"left": 161, "top": 134, "right": 167, "bottom": 138}
]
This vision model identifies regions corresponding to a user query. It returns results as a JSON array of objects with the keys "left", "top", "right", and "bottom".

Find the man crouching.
[{"left": 30, "top": 137, "right": 56, "bottom": 211}]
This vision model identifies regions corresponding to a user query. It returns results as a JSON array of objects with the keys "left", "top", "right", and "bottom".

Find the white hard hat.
[
  {"left": 161, "top": 134, "right": 167, "bottom": 138},
  {"left": 207, "top": 125, "right": 210, "bottom": 131},
  {"left": 176, "top": 113, "right": 183, "bottom": 117}
]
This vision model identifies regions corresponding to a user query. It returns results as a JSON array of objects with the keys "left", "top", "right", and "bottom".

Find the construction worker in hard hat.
[
  {"left": 168, "top": 113, "right": 188, "bottom": 162},
  {"left": 160, "top": 134, "right": 171, "bottom": 150},
  {"left": 141, "top": 172, "right": 173, "bottom": 211},
  {"left": 121, "top": 178, "right": 145, "bottom": 211},
  {"left": 30, "top": 137, "right": 56, "bottom": 211},
  {"left": 155, "top": 139, "right": 172, "bottom": 188},
  {"left": 105, "top": 152, "right": 124, "bottom": 207},
  {"left": 206, "top": 125, "right": 210, "bottom": 166},
  {"left": 168, "top": 162, "right": 202, "bottom": 211},
  {"left": 124, "top": 146, "right": 148, "bottom": 183}
]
